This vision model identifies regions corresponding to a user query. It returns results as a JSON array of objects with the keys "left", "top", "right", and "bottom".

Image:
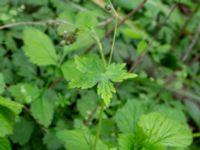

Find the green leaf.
[
  {"left": 138, "top": 112, "right": 192, "bottom": 148},
  {"left": 0, "top": 138, "right": 11, "bottom": 150},
  {"left": 62, "top": 54, "right": 137, "bottom": 106},
  {"left": 75, "top": 11, "right": 98, "bottom": 28},
  {"left": 0, "top": 97, "right": 23, "bottom": 115},
  {"left": 57, "top": 130, "right": 108, "bottom": 150},
  {"left": 185, "top": 101, "right": 200, "bottom": 128},
  {"left": 97, "top": 80, "right": 116, "bottom": 106},
  {"left": 62, "top": 54, "right": 103, "bottom": 89},
  {"left": 43, "top": 129, "right": 62, "bottom": 150},
  {"left": 23, "top": 27, "right": 57, "bottom": 66},
  {"left": 118, "top": 127, "right": 148, "bottom": 150},
  {"left": 118, "top": 134, "right": 135, "bottom": 150},
  {"left": 77, "top": 90, "right": 99, "bottom": 118},
  {"left": 115, "top": 100, "right": 144, "bottom": 133},
  {"left": 118, "top": 0, "right": 143, "bottom": 10},
  {"left": 30, "top": 98, "right": 54, "bottom": 127},
  {"left": 10, "top": 118, "right": 34, "bottom": 145},
  {"left": 104, "top": 63, "right": 138, "bottom": 82},
  {"left": 0, "top": 97, "right": 22, "bottom": 137},
  {"left": 0, "top": 73, "right": 5, "bottom": 94},
  {"left": 0, "top": 106, "right": 15, "bottom": 137},
  {"left": 137, "top": 40, "right": 147, "bottom": 54},
  {"left": 9, "top": 83, "right": 40, "bottom": 104}
]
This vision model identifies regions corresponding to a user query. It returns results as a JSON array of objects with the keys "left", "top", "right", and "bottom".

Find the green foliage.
[
  {"left": 9, "top": 83, "right": 40, "bottom": 104},
  {"left": 0, "top": 73, "right": 5, "bottom": 94},
  {"left": 0, "top": 138, "right": 11, "bottom": 150},
  {"left": 115, "top": 99, "right": 144, "bottom": 133},
  {"left": 0, "top": 97, "right": 23, "bottom": 115},
  {"left": 62, "top": 54, "right": 136, "bottom": 106},
  {"left": 75, "top": 11, "right": 98, "bottom": 28},
  {"left": 0, "top": 106, "right": 16, "bottom": 137},
  {"left": 23, "top": 27, "right": 58, "bottom": 66},
  {"left": 118, "top": 111, "right": 192, "bottom": 150},
  {"left": 10, "top": 118, "right": 34, "bottom": 145},
  {"left": 0, "top": 97, "right": 23, "bottom": 137},
  {"left": 57, "top": 130, "right": 108, "bottom": 150},
  {"left": 30, "top": 97, "right": 54, "bottom": 127},
  {"left": 0, "top": 0, "right": 199, "bottom": 149},
  {"left": 138, "top": 112, "right": 192, "bottom": 148}
]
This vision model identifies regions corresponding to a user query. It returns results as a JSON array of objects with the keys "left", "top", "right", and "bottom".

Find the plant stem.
[
  {"left": 193, "top": 132, "right": 200, "bottom": 138},
  {"left": 96, "top": 38, "right": 107, "bottom": 68},
  {"left": 92, "top": 101, "right": 104, "bottom": 150},
  {"left": 90, "top": 28, "right": 107, "bottom": 68},
  {"left": 108, "top": 22, "right": 117, "bottom": 64},
  {"left": 107, "top": 0, "right": 118, "bottom": 64}
]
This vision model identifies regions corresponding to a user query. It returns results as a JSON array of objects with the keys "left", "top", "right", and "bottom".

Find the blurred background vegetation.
[{"left": 0, "top": 0, "right": 200, "bottom": 149}]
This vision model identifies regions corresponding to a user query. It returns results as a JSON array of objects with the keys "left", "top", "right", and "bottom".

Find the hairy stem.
[{"left": 92, "top": 101, "right": 104, "bottom": 150}]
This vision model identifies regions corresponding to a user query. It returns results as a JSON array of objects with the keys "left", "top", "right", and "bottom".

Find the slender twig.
[
  {"left": 128, "top": 2, "right": 178, "bottom": 72},
  {"left": 0, "top": 19, "right": 76, "bottom": 30},
  {"left": 0, "top": 21, "right": 46, "bottom": 30},
  {"left": 171, "top": 4, "right": 200, "bottom": 50},
  {"left": 182, "top": 22, "right": 200, "bottom": 62},
  {"left": 49, "top": 78, "right": 63, "bottom": 89},
  {"left": 84, "top": 104, "right": 99, "bottom": 126},
  {"left": 85, "top": 0, "right": 148, "bottom": 53}
]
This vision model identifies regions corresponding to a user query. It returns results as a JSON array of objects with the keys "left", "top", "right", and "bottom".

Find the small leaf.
[
  {"left": 75, "top": 11, "right": 98, "bottom": 28},
  {"left": 10, "top": 118, "right": 34, "bottom": 145},
  {"left": 0, "top": 138, "right": 11, "bottom": 150},
  {"left": 62, "top": 54, "right": 103, "bottom": 89},
  {"left": 0, "top": 97, "right": 23, "bottom": 115},
  {"left": 77, "top": 90, "right": 99, "bottom": 118},
  {"left": 23, "top": 27, "right": 57, "bottom": 66},
  {"left": 0, "top": 106, "right": 15, "bottom": 137},
  {"left": 137, "top": 40, "right": 147, "bottom": 54},
  {"left": 57, "top": 130, "right": 108, "bottom": 150},
  {"left": 185, "top": 101, "right": 200, "bottom": 128},
  {"left": 118, "top": 134, "right": 135, "bottom": 150},
  {"left": 97, "top": 80, "right": 115, "bottom": 106},
  {"left": 105, "top": 63, "right": 137, "bottom": 82},
  {"left": 30, "top": 98, "right": 54, "bottom": 127},
  {"left": 9, "top": 83, "right": 40, "bottom": 104},
  {"left": 62, "top": 54, "right": 137, "bottom": 106},
  {"left": 138, "top": 112, "right": 192, "bottom": 148},
  {"left": 115, "top": 99, "right": 144, "bottom": 133},
  {"left": 43, "top": 129, "right": 62, "bottom": 150}
]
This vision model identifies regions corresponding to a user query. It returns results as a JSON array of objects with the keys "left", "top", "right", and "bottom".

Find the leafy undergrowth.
[{"left": 0, "top": 0, "right": 200, "bottom": 150}]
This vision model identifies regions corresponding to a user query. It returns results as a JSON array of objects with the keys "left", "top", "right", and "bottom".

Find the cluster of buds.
[{"left": 60, "top": 29, "right": 79, "bottom": 46}]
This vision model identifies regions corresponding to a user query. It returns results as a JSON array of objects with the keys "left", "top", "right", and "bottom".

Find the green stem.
[
  {"left": 107, "top": 0, "right": 118, "bottom": 64},
  {"left": 193, "top": 132, "right": 200, "bottom": 138},
  {"left": 90, "top": 28, "right": 107, "bottom": 68},
  {"left": 108, "top": 22, "right": 117, "bottom": 64},
  {"left": 92, "top": 101, "right": 104, "bottom": 150},
  {"left": 96, "top": 38, "right": 107, "bottom": 68}
]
